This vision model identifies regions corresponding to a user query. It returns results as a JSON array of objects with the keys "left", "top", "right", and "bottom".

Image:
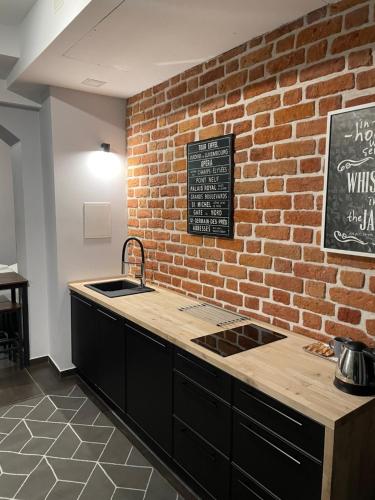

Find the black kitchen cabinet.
[
  {"left": 126, "top": 321, "right": 173, "bottom": 454},
  {"left": 71, "top": 293, "right": 126, "bottom": 412}
]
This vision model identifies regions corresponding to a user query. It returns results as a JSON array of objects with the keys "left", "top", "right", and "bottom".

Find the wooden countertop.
[{"left": 69, "top": 276, "right": 375, "bottom": 429}]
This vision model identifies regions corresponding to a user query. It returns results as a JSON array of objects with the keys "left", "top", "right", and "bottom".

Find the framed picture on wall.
[{"left": 322, "top": 103, "right": 375, "bottom": 257}]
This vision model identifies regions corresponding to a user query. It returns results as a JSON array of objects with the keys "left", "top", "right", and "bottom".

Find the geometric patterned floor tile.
[
  {"left": 101, "top": 463, "right": 152, "bottom": 490},
  {"left": 15, "top": 457, "right": 55, "bottom": 500},
  {"left": 45, "top": 480, "right": 84, "bottom": 500},
  {"left": 0, "top": 384, "right": 182, "bottom": 500},
  {"left": 0, "top": 421, "right": 31, "bottom": 452}
]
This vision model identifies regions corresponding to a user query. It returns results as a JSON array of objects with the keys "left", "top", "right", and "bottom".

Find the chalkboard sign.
[
  {"left": 187, "top": 134, "right": 234, "bottom": 238},
  {"left": 322, "top": 103, "right": 375, "bottom": 257}
]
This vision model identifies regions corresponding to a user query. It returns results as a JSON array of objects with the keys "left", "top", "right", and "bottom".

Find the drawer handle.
[
  {"left": 177, "top": 352, "right": 218, "bottom": 378},
  {"left": 97, "top": 309, "right": 118, "bottom": 321},
  {"left": 181, "top": 379, "right": 218, "bottom": 408},
  {"left": 180, "top": 426, "right": 217, "bottom": 462},
  {"left": 129, "top": 325, "right": 167, "bottom": 349},
  {"left": 240, "top": 389, "right": 302, "bottom": 427},
  {"left": 240, "top": 421, "right": 301, "bottom": 465},
  {"left": 72, "top": 295, "right": 92, "bottom": 308}
]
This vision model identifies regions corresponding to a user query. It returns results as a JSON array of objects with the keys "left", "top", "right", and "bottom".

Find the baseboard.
[{"left": 29, "top": 355, "right": 76, "bottom": 378}]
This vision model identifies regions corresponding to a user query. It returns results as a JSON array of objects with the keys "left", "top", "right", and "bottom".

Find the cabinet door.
[
  {"left": 126, "top": 322, "right": 172, "bottom": 454},
  {"left": 94, "top": 307, "right": 126, "bottom": 412},
  {"left": 71, "top": 294, "right": 98, "bottom": 384}
]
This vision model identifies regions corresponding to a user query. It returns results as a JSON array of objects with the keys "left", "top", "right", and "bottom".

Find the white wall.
[
  {"left": 0, "top": 139, "right": 17, "bottom": 265},
  {"left": 42, "top": 87, "right": 126, "bottom": 370},
  {"left": 0, "top": 104, "right": 50, "bottom": 359}
]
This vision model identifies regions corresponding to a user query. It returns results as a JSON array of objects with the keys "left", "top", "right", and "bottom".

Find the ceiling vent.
[{"left": 81, "top": 78, "right": 106, "bottom": 88}]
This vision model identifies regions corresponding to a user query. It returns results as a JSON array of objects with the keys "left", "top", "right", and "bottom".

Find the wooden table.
[{"left": 0, "top": 272, "right": 29, "bottom": 365}]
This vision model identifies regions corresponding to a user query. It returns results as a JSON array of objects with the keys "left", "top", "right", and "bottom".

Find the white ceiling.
[
  {"left": 16, "top": 0, "right": 329, "bottom": 99},
  {"left": 0, "top": 0, "right": 38, "bottom": 25}
]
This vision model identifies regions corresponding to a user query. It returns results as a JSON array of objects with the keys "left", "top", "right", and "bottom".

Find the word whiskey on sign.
[
  {"left": 187, "top": 134, "right": 234, "bottom": 238},
  {"left": 322, "top": 103, "right": 375, "bottom": 257}
]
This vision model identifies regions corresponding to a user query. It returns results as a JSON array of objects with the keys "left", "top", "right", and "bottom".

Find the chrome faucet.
[{"left": 121, "top": 237, "right": 146, "bottom": 287}]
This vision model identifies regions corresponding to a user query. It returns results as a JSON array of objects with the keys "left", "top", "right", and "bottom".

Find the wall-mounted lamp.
[
  {"left": 88, "top": 143, "right": 121, "bottom": 181},
  {"left": 101, "top": 143, "right": 110, "bottom": 153}
]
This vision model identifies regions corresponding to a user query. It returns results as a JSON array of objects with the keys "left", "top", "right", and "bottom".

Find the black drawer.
[
  {"left": 233, "top": 411, "right": 322, "bottom": 500},
  {"left": 173, "top": 417, "right": 230, "bottom": 500},
  {"left": 174, "top": 348, "right": 231, "bottom": 402},
  {"left": 234, "top": 380, "right": 324, "bottom": 461},
  {"left": 174, "top": 370, "right": 231, "bottom": 456},
  {"left": 231, "top": 466, "right": 278, "bottom": 500}
]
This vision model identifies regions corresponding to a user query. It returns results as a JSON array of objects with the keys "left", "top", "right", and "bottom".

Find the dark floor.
[{"left": 0, "top": 357, "right": 195, "bottom": 500}]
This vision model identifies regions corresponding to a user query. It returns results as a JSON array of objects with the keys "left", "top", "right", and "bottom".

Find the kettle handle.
[{"left": 364, "top": 348, "right": 375, "bottom": 360}]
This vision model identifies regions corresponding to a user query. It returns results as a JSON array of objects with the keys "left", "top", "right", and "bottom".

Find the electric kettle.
[{"left": 334, "top": 341, "right": 375, "bottom": 396}]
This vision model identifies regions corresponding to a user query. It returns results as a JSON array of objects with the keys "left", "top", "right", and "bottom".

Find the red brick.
[
  {"left": 338, "top": 307, "right": 361, "bottom": 325},
  {"left": 293, "top": 227, "right": 313, "bottom": 243},
  {"left": 216, "top": 289, "right": 243, "bottom": 306},
  {"left": 276, "top": 35, "right": 295, "bottom": 54},
  {"left": 247, "top": 95, "right": 281, "bottom": 115},
  {"left": 330, "top": 0, "right": 368, "bottom": 14},
  {"left": 285, "top": 211, "right": 321, "bottom": 226},
  {"left": 349, "top": 48, "right": 373, "bottom": 69},
  {"left": 265, "top": 273, "right": 303, "bottom": 292},
  {"left": 294, "top": 262, "right": 337, "bottom": 283},
  {"left": 264, "top": 241, "right": 301, "bottom": 260},
  {"left": 263, "top": 302, "right": 299, "bottom": 323},
  {"left": 199, "top": 125, "right": 224, "bottom": 140},
  {"left": 357, "top": 68, "right": 375, "bottom": 90},
  {"left": 267, "top": 179, "right": 284, "bottom": 192},
  {"left": 240, "top": 45, "right": 273, "bottom": 67},
  {"left": 280, "top": 70, "right": 297, "bottom": 87},
  {"left": 254, "top": 125, "right": 292, "bottom": 145},
  {"left": 201, "top": 96, "right": 225, "bottom": 112},
  {"left": 340, "top": 270, "right": 365, "bottom": 289},
  {"left": 265, "top": 18, "right": 304, "bottom": 43},
  {"left": 345, "top": 5, "right": 369, "bottom": 29},
  {"left": 199, "top": 66, "right": 225, "bottom": 86},
  {"left": 240, "top": 282, "right": 270, "bottom": 298},
  {"left": 306, "top": 74, "right": 355, "bottom": 99},
  {"left": 216, "top": 105, "right": 244, "bottom": 122},
  {"left": 307, "top": 40, "right": 328, "bottom": 63},
  {"left": 255, "top": 226, "right": 290, "bottom": 240},
  {"left": 286, "top": 176, "right": 324, "bottom": 192},
  {"left": 325, "top": 321, "right": 371, "bottom": 345},
  {"left": 266, "top": 48, "right": 305, "bottom": 74},
  {"left": 300, "top": 57, "right": 345, "bottom": 83},
  {"left": 296, "top": 118, "right": 327, "bottom": 138},
  {"left": 330, "top": 288, "right": 375, "bottom": 313},
  {"left": 306, "top": 280, "right": 326, "bottom": 299},
  {"left": 319, "top": 95, "right": 342, "bottom": 116},
  {"left": 255, "top": 195, "right": 291, "bottom": 210},
  {"left": 303, "top": 246, "right": 324, "bottom": 263},
  {"left": 218, "top": 70, "right": 248, "bottom": 93},
  {"left": 294, "top": 295, "right": 335, "bottom": 315},
  {"left": 167, "top": 82, "right": 187, "bottom": 99},
  {"left": 346, "top": 94, "right": 375, "bottom": 108},
  {"left": 234, "top": 180, "right": 264, "bottom": 194},
  {"left": 297, "top": 17, "right": 342, "bottom": 47},
  {"left": 275, "top": 140, "right": 316, "bottom": 159},
  {"left": 274, "top": 103, "right": 315, "bottom": 125},
  {"left": 219, "top": 264, "right": 246, "bottom": 279},
  {"left": 259, "top": 160, "right": 297, "bottom": 177},
  {"left": 303, "top": 311, "right": 322, "bottom": 330},
  {"left": 244, "top": 77, "right": 277, "bottom": 99},
  {"left": 366, "top": 320, "right": 375, "bottom": 336},
  {"left": 250, "top": 146, "right": 273, "bottom": 161},
  {"left": 327, "top": 253, "right": 375, "bottom": 270},
  {"left": 239, "top": 254, "right": 272, "bottom": 269},
  {"left": 331, "top": 26, "right": 375, "bottom": 54}
]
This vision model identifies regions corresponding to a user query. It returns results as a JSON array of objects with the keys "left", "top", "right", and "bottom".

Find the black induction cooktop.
[{"left": 191, "top": 323, "right": 287, "bottom": 357}]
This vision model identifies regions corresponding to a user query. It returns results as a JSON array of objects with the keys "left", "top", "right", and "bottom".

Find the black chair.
[{"left": 0, "top": 296, "right": 24, "bottom": 369}]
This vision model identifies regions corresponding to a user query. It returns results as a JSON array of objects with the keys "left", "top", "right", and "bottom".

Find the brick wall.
[{"left": 126, "top": 0, "right": 375, "bottom": 345}]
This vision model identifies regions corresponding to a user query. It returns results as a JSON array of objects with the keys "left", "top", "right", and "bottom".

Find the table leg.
[{"left": 21, "top": 286, "right": 30, "bottom": 366}]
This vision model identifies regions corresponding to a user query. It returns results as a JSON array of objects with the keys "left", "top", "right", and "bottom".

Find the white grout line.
[
  {"left": 142, "top": 467, "right": 154, "bottom": 500},
  {"left": 12, "top": 455, "right": 45, "bottom": 499}
]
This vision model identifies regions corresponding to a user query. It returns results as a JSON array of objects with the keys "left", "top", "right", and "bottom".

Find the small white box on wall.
[{"left": 83, "top": 202, "right": 112, "bottom": 239}]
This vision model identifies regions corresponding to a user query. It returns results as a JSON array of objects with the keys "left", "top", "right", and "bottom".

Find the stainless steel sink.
[{"left": 85, "top": 279, "right": 154, "bottom": 298}]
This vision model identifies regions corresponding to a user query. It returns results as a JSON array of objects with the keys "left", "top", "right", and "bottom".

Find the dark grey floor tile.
[
  {"left": 46, "top": 426, "right": 80, "bottom": 458},
  {"left": 0, "top": 451, "right": 41, "bottom": 474},
  {"left": 21, "top": 436, "right": 55, "bottom": 455},
  {"left": 70, "top": 398, "right": 100, "bottom": 425},
  {"left": 0, "top": 432, "right": 6, "bottom": 442},
  {"left": 126, "top": 447, "right": 152, "bottom": 467},
  {"left": 0, "top": 363, "right": 42, "bottom": 407},
  {"left": 46, "top": 480, "right": 84, "bottom": 500},
  {"left": 26, "top": 364, "right": 77, "bottom": 396},
  {"left": 48, "top": 408, "right": 76, "bottom": 423},
  {"left": 0, "top": 416, "right": 21, "bottom": 434},
  {"left": 94, "top": 412, "right": 114, "bottom": 427},
  {"left": 49, "top": 396, "right": 86, "bottom": 410},
  {"left": 2, "top": 405, "right": 33, "bottom": 419},
  {"left": 69, "top": 385, "right": 86, "bottom": 397},
  {"left": 26, "top": 420, "right": 65, "bottom": 439},
  {"left": 100, "top": 429, "right": 132, "bottom": 465},
  {"left": 71, "top": 424, "right": 113, "bottom": 443},
  {"left": 73, "top": 441, "right": 105, "bottom": 461},
  {"left": 26, "top": 397, "right": 56, "bottom": 421},
  {"left": 0, "top": 472, "right": 27, "bottom": 497},
  {"left": 144, "top": 469, "right": 179, "bottom": 500},
  {"left": 112, "top": 488, "right": 145, "bottom": 500},
  {"left": 79, "top": 464, "right": 115, "bottom": 500},
  {"left": 47, "top": 457, "right": 95, "bottom": 482},
  {"left": 0, "top": 421, "right": 31, "bottom": 452},
  {"left": 101, "top": 463, "right": 152, "bottom": 490},
  {"left": 16, "top": 457, "right": 55, "bottom": 500}
]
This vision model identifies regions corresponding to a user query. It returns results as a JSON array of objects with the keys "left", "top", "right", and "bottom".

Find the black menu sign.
[
  {"left": 323, "top": 103, "right": 375, "bottom": 257},
  {"left": 187, "top": 134, "right": 234, "bottom": 238}
]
